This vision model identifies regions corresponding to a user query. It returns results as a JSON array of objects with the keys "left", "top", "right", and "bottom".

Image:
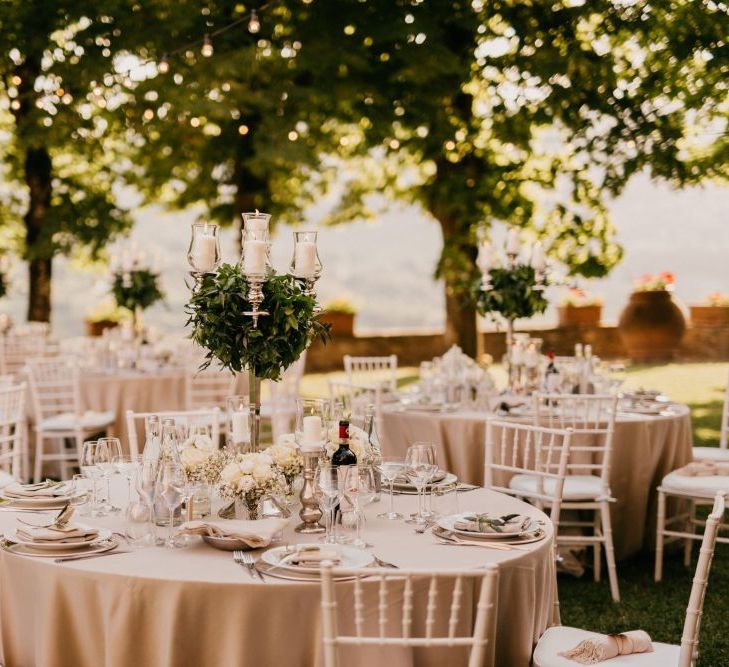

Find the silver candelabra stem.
[
  {"left": 243, "top": 276, "right": 269, "bottom": 328},
  {"left": 295, "top": 449, "right": 326, "bottom": 534},
  {"left": 298, "top": 276, "right": 322, "bottom": 313}
]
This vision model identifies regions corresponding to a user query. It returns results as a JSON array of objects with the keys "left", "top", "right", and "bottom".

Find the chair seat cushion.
[
  {"left": 40, "top": 411, "right": 115, "bottom": 432},
  {"left": 0, "top": 471, "right": 16, "bottom": 489},
  {"left": 509, "top": 474, "right": 604, "bottom": 500},
  {"left": 692, "top": 446, "right": 729, "bottom": 462},
  {"left": 533, "top": 626, "right": 680, "bottom": 667},
  {"left": 661, "top": 469, "right": 729, "bottom": 496}
]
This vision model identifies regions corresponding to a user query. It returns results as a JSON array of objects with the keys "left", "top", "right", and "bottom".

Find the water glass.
[
  {"left": 135, "top": 460, "right": 160, "bottom": 546},
  {"left": 155, "top": 462, "right": 186, "bottom": 548},
  {"left": 405, "top": 443, "right": 438, "bottom": 525},
  {"left": 314, "top": 463, "right": 344, "bottom": 544},
  {"left": 97, "top": 437, "right": 122, "bottom": 513},
  {"left": 125, "top": 500, "right": 155, "bottom": 547},
  {"left": 80, "top": 440, "right": 105, "bottom": 517},
  {"left": 377, "top": 457, "right": 406, "bottom": 520},
  {"left": 114, "top": 455, "right": 140, "bottom": 508},
  {"left": 430, "top": 481, "right": 460, "bottom": 518}
]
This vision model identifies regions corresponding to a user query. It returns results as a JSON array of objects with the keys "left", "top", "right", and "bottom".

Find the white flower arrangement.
[
  {"left": 266, "top": 438, "right": 304, "bottom": 487},
  {"left": 179, "top": 433, "right": 216, "bottom": 482},
  {"left": 218, "top": 451, "right": 287, "bottom": 516}
]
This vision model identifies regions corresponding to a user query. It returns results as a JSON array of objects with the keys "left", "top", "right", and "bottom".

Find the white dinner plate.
[
  {"left": 392, "top": 472, "right": 458, "bottom": 491},
  {"left": 261, "top": 543, "right": 374, "bottom": 574},
  {"left": 437, "top": 513, "right": 535, "bottom": 540},
  {"left": 0, "top": 492, "right": 85, "bottom": 510},
  {"left": 4, "top": 526, "right": 111, "bottom": 551},
  {"left": 2, "top": 538, "right": 119, "bottom": 559}
]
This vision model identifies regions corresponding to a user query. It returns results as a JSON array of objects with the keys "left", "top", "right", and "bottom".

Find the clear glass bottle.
[
  {"left": 154, "top": 418, "right": 184, "bottom": 526},
  {"left": 363, "top": 405, "right": 382, "bottom": 501},
  {"left": 142, "top": 415, "right": 161, "bottom": 462}
]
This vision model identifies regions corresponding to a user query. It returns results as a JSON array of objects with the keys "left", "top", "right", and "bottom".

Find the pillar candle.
[
  {"left": 243, "top": 240, "right": 267, "bottom": 275},
  {"left": 525, "top": 344, "right": 540, "bottom": 368},
  {"left": 294, "top": 241, "right": 317, "bottom": 278},
  {"left": 231, "top": 411, "right": 250, "bottom": 444},
  {"left": 477, "top": 242, "right": 493, "bottom": 274},
  {"left": 193, "top": 233, "right": 217, "bottom": 272},
  {"left": 530, "top": 241, "right": 547, "bottom": 272},
  {"left": 302, "top": 415, "right": 322, "bottom": 448},
  {"left": 506, "top": 228, "right": 520, "bottom": 255}
]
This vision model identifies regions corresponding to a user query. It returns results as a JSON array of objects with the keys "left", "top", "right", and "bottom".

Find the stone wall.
[{"left": 306, "top": 322, "right": 729, "bottom": 373}]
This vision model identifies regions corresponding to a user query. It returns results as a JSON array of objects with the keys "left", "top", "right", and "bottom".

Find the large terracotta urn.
[{"left": 618, "top": 291, "right": 686, "bottom": 362}]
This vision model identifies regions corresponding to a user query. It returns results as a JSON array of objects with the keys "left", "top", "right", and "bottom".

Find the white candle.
[
  {"left": 294, "top": 241, "right": 317, "bottom": 278},
  {"left": 193, "top": 232, "right": 217, "bottom": 272},
  {"left": 246, "top": 212, "right": 269, "bottom": 233},
  {"left": 584, "top": 344, "right": 593, "bottom": 359},
  {"left": 477, "top": 242, "right": 493, "bottom": 274},
  {"left": 525, "top": 344, "right": 539, "bottom": 368},
  {"left": 302, "top": 415, "right": 322, "bottom": 447},
  {"left": 506, "top": 228, "right": 520, "bottom": 255},
  {"left": 231, "top": 411, "right": 249, "bottom": 444},
  {"left": 243, "top": 240, "right": 267, "bottom": 275},
  {"left": 530, "top": 241, "right": 547, "bottom": 272},
  {"left": 511, "top": 343, "right": 524, "bottom": 365}
]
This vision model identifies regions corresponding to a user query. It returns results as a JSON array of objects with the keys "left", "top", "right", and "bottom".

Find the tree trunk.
[
  {"left": 23, "top": 147, "right": 53, "bottom": 322},
  {"left": 436, "top": 214, "right": 478, "bottom": 358}
]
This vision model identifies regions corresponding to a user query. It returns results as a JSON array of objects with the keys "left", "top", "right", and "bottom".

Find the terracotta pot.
[
  {"left": 690, "top": 305, "right": 729, "bottom": 328},
  {"left": 85, "top": 319, "right": 119, "bottom": 337},
  {"left": 618, "top": 291, "right": 686, "bottom": 362},
  {"left": 557, "top": 305, "right": 602, "bottom": 328},
  {"left": 320, "top": 311, "right": 355, "bottom": 337}
]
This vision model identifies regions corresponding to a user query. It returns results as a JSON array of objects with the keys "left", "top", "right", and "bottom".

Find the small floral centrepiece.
[
  {"left": 560, "top": 287, "right": 603, "bottom": 308},
  {"left": 264, "top": 439, "right": 304, "bottom": 489},
  {"left": 633, "top": 272, "right": 675, "bottom": 292},
  {"left": 180, "top": 433, "right": 220, "bottom": 483},
  {"left": 219, "top": 451, "right": 287, "bottom": 520}
]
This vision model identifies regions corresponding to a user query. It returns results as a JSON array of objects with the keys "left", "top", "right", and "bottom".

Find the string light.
[
  {"left": 248, "top": 10, "right": 261, "bottom": 34},
  {"left": 201, "top": 34, "right": 214, "bottom": 57},
  {"left": 158, "top": 53, "right": 170, "bottom": 73}
]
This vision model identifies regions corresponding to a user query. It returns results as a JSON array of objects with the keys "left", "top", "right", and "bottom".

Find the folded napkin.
[
  {"left": 16, "top": 524, "right": 99, "bottom": 544},
  {"left": 454, "top": 513, "right": 529, "bottom": 534},
  {"left": 3, "top": 481, "right": 70, "bottom": 499},
  {"left": 176, "top": 518, "right": 288, "bottom": 548},
  {"left": 676, "top": 461, "right": 729, "bottom": 477},
  {"left": 559, "top": 630, "right": 653, "bottom": 664},
  {"left": 287, "top": 547, "right": 341, "bottom": 567},
  {"left": 394, "top": 469, "right": 446, "bottom": 485}
]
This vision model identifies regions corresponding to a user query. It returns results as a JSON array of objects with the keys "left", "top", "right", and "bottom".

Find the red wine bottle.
[{"left": 331, "top": 419, "right": 357, "bottom": 466}]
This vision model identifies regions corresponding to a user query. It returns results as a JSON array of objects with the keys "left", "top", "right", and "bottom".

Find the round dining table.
[
  {"left": 380, "top": 404, "right": 693, "bottom": 559},
  {"left": 0, "top": 486, "right": 555, "bottom": 667}
]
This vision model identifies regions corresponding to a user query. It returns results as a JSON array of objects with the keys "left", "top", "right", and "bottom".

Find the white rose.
[
  {"left": 193, "top": 435, "right": 214, "bottom": 452},
  {"left": 221, "top": 462, "right": 243, "bottom": 484},
  {"left": 181, "top": 446, "right": 208, "bottom": 467},
  {"left": 239, "top": 459, "right": 255, "bottom": 474},
  {"left": 237, "top": 476, "right": 256, "bottom": 493},
  {"left": 252, "top": 463, "right": 272, "bottom": 482}
]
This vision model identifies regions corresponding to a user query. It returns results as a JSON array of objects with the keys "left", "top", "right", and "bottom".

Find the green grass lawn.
[{"left": 303, "top": 361, "right": 729, "bottom": 664}]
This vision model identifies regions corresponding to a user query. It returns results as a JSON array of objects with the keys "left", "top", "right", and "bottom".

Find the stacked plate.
[
  {"left": 2, "top": 524, "right": 117, "bottom": 559},
  {"left": 435, "top": 512, "right": 546, "bottom": 546},
  {"left": 255, "top": 543, "right": 374, "bottom": 581},
  {"left": 0, "top": 482, "right": 85, "bottom": 510},
  {"left": 392, "top": 469, "right": 458, "bottom": 495}
]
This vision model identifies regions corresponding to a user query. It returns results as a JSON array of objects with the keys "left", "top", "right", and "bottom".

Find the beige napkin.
[
  {"left": 559, "top": 630, "right": 653, "bottom": 664},
  {"left": 16, "top": 524, "right": 99, "bottom": 544},
  {"left": 288, "top": 548, "right": 341, "bottom": 566},
  {"left": 176, "top": 518, "right": 288, "bottom": 548},
  {"left": 454, "top": 514, "right": 528, "bottom": 534},
  {"left": 676, "top": 461, "right": 729, "bottom": 477},
  {"left": 3, "top": 482, "right": 70, "bottom": 499}
]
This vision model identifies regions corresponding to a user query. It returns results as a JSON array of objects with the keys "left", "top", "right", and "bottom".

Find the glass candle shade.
[
  {"left": 187, "top": 223, "right": 221, "bottom": 274},
  {"left": 227, "top": 395, "right": 251, "bottom": 450},
  {"left": 290, "top": 231, "right": 322, "bottom": 280}
]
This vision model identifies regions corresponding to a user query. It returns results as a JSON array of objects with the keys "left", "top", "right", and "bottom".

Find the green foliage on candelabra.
[
  {"left": 111, "top": 269, "right": 164, "bottom": 313},
  {"left": 186, "top": 263, "right": 329, "bottom": 381},
  {"left": 474, "top": 265, "right": 548, "bottom": 323}
]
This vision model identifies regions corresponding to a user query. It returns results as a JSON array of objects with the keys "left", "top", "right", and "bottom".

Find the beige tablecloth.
[
  {"left": 0, "top": 488, "right": 554, "bottom": 667},
  {"left": 381, "top": 406, "right": 693, "bottom": 558},
  {"left": 79, "top": 370, "right": 187, "bottom": 446}
]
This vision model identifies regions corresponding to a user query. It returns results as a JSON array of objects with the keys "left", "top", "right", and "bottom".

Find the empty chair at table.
[
  {"left": 343, "top": 354, "right": 398, "bottom": 394},
  {"left": 484, "top": 420, "right": 572, "bottom": 622},
  {"left": 692, "top": 370, "right": 729, "bottom": 462},
  {"left": 320, "top": 562, "right": 499, "bottom": 667},
  {"left": 0, "top": 332, "right": 49, "bottom": 378},
  {"left": 126, "top": 408, "right": 222, "bottom": 458},
  {"left": 26, "top": 357, "right": 115, "bottom": 481},
  {"left": 327, "top": 378, "right": 381, "bottom": 427},
  {"left": 262, "top": 350, "right": 306, "bottom": 443},
  {"left": 534, "top": 492, "right": 725, "bottom": 667},
  {"left": 184, "top": 361, "right": 238, "bottom": 411},
  {"left": 0, "top": 383, "right": 27, "bottom": 486},
  {"left": 532, "top": 393, "right": 620, "bottom": 602}
]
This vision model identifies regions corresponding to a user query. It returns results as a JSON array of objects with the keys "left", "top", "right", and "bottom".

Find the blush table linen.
[
  {"left": 0, "top": 488, "right": 554, "bottom": 667},
  {"left": 381, "top": 406, "right": 693, "bottom": 558}
]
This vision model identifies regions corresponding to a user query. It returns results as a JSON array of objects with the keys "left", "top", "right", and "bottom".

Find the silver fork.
[{"left": 233, "top": 549, "right": 265, "bottom": 581}]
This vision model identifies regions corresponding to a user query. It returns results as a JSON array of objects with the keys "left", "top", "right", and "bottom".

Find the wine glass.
[
  {"left": 155, "top": 462, "right": 186, "bottom": 549},
  {"left": 377, "top": 457, "right": 406, "bottom": 520},
  {"left": 97, "top": 437, "right": 122, "bottom": 513},
  {"left": 80, "top": 440, "right": 105, "bottom": 517},
  {"left": 405, "top": 443, "right": 438, "bottom": 525},
  {"left": 349, "top": 465, "right": 377, "bottom": 549},
  {"left": 314, "top": 462, "right": 344, "bottom": 545},
  {"left": 114, "top": 454, "right": 141, "bottom": 509},
  {"left": 135, "top": 459, "right": 160, "bottom": 546}
]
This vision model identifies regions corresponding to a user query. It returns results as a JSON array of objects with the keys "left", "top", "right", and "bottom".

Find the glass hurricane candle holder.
[
  {"left": 187, "top": 222, "right": 221, "bottom": 278},
  {"left": 227, "top": 395, "right": 251, "bottom": 453},
  {"left": 242, "top": 210, "right": 271, "bottom": 234}
]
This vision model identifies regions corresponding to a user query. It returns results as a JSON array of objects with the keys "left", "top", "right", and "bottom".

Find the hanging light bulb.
[
  {"left": 201, "top": 34, "right": 214, "bottom": 57},
  {"left": 158, "top": 53, "right": 170, "bottom": 74},
  {"left": 248, "top": 10, "right": 260, "bottom": 34}
]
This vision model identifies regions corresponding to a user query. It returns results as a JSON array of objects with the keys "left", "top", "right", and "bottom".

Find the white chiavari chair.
[
  {"left": 0, "top": 383, "right": 26, "bottom": 486},
  {"left": 692, "top": 370, "right": 729, "bottom": 462},
  {"left": 485, "top": 420, "right": 572, "bottom": 622},
  {"left": 320, "top": 563, "right": 499, "bottom": 667},
  {"left": 534, "top": 492, "right": 725, "bottom": 667},
  {"left": 343, "top": 354, "right": 398, "bottom": 394},
  {"left": 533, "top": 393, "right": 620, "bottom": 602},
  {"left": 262, "top": 350, "right": 307, "bottom": 443},
  {"left": 0, "top": 333, "right": 48, "bottom": 378},
  {"left": 184, "top": 362, "right": 238, "bottom": 411},
  {"left": 327, "top": 378, "right": 381, "bottom": 426},
  {"left": 26, "top": 357, "right": 115, "bottom": 481},
  {"left": 14, "top": 321, "right": 50, "bottom": 337},
  {"left": 126, "top": 408, "right": 221, "bottom": 458}
]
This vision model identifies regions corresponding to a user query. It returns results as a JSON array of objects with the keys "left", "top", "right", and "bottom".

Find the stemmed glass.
[
  {"left": 314, "top": 463, "right": 344, "bottom": 545},
  {"left": 155, "top": 462, "right": 186, "bottom": 549},
  {"left": 80, "top": 440, "right": 105, "bottom": 517},
  {"left": 97, "top": 437, "right": 122, "bottom": 513},
  {"left": 134, "top": 460, "right": 159, "bottom": 546},
  {"left": 376, "top": 457, "right": 406, "bottom": 520},
  {"left": 347, "top": 465, "right": 377, "bottom": 549},
  {"left": 114, "top": 454, "right": 141, "bottom": 509},
  {"left": 405, "top": 443, "right": 438, "bottom": 525}
]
